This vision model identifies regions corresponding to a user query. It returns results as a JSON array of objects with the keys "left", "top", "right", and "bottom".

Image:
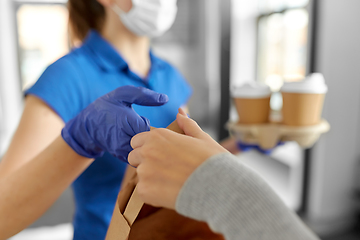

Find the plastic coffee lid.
[
  {"left": 231, "top": 82, "right": 271, "bottom": 98},
  {"left": 281, "top": 73, "right": 328, "bottom": 94}
]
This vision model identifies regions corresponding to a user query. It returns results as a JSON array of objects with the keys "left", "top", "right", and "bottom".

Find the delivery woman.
[{"left": 0, "top": 0, "right": 192, "bottom": 239}]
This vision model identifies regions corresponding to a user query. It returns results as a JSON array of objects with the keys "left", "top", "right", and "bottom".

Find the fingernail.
[{"left": 158, "top": 94, "right": 169, "bottom": 103}]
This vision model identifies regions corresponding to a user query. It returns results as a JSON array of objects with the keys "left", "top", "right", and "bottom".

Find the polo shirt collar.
[
  {"left": 83, "top": 30, "right": 165, "bottom": 72},
  {"left": 149, "top": 50, "right": 165, "bottom": 69},
  {"left": 83, "top": 30, "right": 128, "bottom": 71}
]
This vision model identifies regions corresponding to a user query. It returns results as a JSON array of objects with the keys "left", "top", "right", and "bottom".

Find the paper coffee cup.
[
  {"left": 232, "top": 82, "right": 271, "bottom": 124},
  {"left": 281, "top": 73, "right": 328, "bottom": 126}
]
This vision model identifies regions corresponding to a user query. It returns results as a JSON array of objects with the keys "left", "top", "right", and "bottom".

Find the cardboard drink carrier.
[
  {"left": 105, "top": 120, "right": 224, "bottom": 240},
  {"left": 229, "top": 74, "right": 330, "bottom": 150},
  {"left": 227, "top": 120, "right": 330, "bottom": 150}
]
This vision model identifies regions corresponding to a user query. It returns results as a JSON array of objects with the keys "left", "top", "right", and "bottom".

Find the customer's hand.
[
  {"left": 129, "top": 109, "right": 228, "bottom": 209},
  {"left": 62, "top": 86, "right": 168, "bottom": 162}
]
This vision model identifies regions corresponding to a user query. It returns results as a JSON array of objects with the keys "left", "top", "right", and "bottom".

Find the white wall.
[
  {"left": 307, "top": 0, "right": 360, "bottom": 235},
  {"left": 0, "top": 0, "right": 23, "bottom": 156}
]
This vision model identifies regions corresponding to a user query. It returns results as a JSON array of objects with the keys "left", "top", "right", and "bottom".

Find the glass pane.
[
  {"left": 268, "top": 0, "right": 286, "bottom": 11},
  {"left": 17, "top": 4, "right": 69, "bottom": 90},
  {"left": 286, "top": 0, "right": 309, "bottom": 8},
  {"left": 259, "top": 0, "right": 286, "bottom": 13},
  {"left": 257, "top": 13, "right": 285, "bottom": 91},
  {"left": 257, "top": 9, "right": 308, "bottom": 89},
  {"left": 259, "top": 0, "right": 309, "bottom": 13},
  {"left": 282, "top": 9, "right": 308, "bottom": 82},
  {"left": 257, "top": 9, "right": 308, "bottom": 110}
]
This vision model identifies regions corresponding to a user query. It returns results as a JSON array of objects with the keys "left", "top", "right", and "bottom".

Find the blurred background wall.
[
  {"left": 0, "top": 0, "right": 23, "bottom": 156},
  {"left": 307, "top": 0, "right": 360, "bottom": 235}
]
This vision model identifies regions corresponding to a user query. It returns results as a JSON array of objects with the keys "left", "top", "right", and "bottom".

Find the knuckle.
[
  {"left": 158, "top": 128, "right": 170, "bottom": 135},
  {"left": 136, "top": 182, "right": 148, "bottom": 201},
  {"left": 149, "top": 129, "right": 168, "bottom": 143},
  {"left": 128, "top": 150, "right": 139, "bottom": 165},
  {"left": 203, "top": 132, "right": 211, "bottom": 139},
  {"left": 138, "top": 148, "right": 149, "bottom": 161},
  {"left": 149, "top": 129, "right": 161, "bottom": 139},
  {"left": 143, "top": 146, "right": 159, "bottom": 163},
  {"left": 136, "top": 163, "right": 152, "bottom": 181},
  {"left": 137, "top": 162, "right": 155, "bottom": 181},
  {"left": 127, "top": 151, "right": 134, "bottom": 163},
  {"left": 140, "top": 139, "right": 155, "bottom": 153},
  {"left": 190, "top": 118, "right": 202, "bottom": 129},
  {"left": 136, "top": 163, "right": 146, "bottom": 176},
  {"left": 152, "top": 128, "right": 166, "bottom": 136}
]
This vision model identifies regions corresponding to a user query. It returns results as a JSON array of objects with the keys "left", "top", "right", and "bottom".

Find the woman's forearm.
[
  {"left": 0, "top": 136, "right": 93, "bottom": 239},
  {"left": 176, "top": 153, "right": 319, "bottom": 240}
]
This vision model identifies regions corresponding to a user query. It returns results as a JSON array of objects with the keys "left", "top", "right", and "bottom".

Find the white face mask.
[{"left": 112, "top": 0, "right": 178, "bottom": 38}]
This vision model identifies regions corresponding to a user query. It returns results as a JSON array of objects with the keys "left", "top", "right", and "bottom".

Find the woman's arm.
[
  {"left": 0, "top": 137, "right": 92, "bottom": 239},
  {"left": 0, "top": 96, "right": 93, "bottom": 239},
  {"left": 175, "top": 153, "right": 319, "bottom": 240},
  {"left": 0, "top": 96, "right": 65, "bottom": 178},
  {"left": 0, "top": 86, "right": 169, "bottom": 239}
]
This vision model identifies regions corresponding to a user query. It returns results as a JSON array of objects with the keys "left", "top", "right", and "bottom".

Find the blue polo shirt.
[{"left": 25, "top": 30, "right": 192, "bottom": 240}]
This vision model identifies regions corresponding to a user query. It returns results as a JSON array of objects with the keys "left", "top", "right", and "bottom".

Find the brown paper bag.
[{"left": 105, "top": 120, "right": 224, "bottom": 240}]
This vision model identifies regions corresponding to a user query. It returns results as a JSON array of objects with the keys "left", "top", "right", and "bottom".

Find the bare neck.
[{"left": 101, "top": 15, "right": 151, "bottom": 78}]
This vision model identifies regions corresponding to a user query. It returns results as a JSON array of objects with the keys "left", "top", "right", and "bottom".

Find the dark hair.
[{"left": 68, "top": 0, "right": 106, "bottom": 43}]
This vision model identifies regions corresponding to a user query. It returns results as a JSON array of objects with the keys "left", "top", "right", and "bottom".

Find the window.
[
  {"left": 256, "top": 0, "right": 309, "bottom": 110},
  {"left": 230, "top": 0, "right": 312, "bottom": 211},
  {"left": 15, "top": 1, "right": 69, "bottom": 90},
  {"left": 258, "top": 0, "right": 309, "bottom": 13}
]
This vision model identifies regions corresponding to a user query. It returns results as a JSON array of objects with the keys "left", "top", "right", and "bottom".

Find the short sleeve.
[
  {"left": 25, "top": 55, "right": 87, "bottom": 123},
  {"left": 172, "top": 67, "right": 193, "bottom": 106}
]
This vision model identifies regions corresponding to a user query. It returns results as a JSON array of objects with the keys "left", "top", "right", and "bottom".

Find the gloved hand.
[
  {"left": 61, "top": 85, "right": 168, "bottom": 162},
  {"left": 237, "top": 141, "right": 284, "bottom": 155}
]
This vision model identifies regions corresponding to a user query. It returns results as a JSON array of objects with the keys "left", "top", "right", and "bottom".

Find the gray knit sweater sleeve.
[{"left": 175, "top": 153, "right": 319, "bottom": 240}]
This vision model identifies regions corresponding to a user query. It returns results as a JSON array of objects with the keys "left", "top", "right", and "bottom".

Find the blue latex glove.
[
  {"left": 61, "top": 86, "right": 168, "bottom": 162},
  {"left": 237, "top": 141, "right": 285, "bottom": 155}
]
